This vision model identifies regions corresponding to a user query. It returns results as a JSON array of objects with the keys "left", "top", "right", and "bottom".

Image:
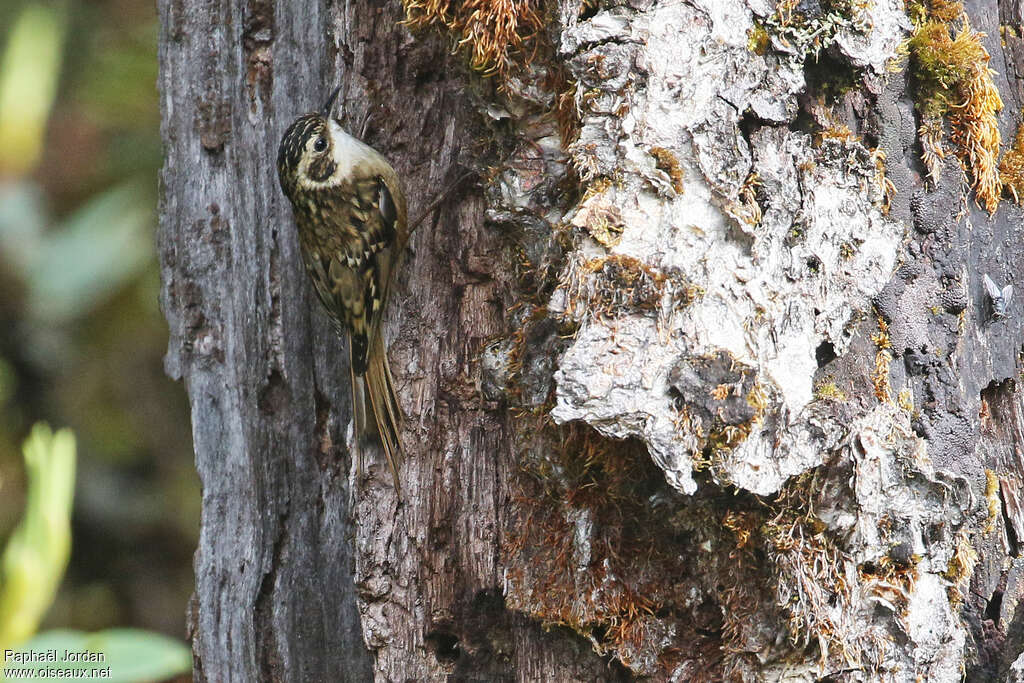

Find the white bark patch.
[
  {"left": 833, "top": 0, "right": 912, "bottom": 74},
  {"left": 498, "top": 0, "right": 972, "bottom": 678},
  {"left": 553, "top": 0, "right": 905, "bottom": 496}
]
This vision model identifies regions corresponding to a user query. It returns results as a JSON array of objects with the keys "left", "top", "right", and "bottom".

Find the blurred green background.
[{"left": 0, "top": 0, "right": 198, "bottom": 671}]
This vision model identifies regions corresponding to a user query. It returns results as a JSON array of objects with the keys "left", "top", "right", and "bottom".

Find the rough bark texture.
[
  {"left": 160, "top": 0, "right": 1024, "bottom": 679},
  {"left": 158, "top": 0, "right": 622, "bottom": 679}
]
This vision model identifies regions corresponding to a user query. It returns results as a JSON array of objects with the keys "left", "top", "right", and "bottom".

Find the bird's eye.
[{"left": 313, "top": 136, "right": 328, "bottom": 152}]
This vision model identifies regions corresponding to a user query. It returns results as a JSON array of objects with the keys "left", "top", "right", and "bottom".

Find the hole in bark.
[
  {"left": 815, "top": 341, "right": 836, "bottom": 368},
  {"left": 472, "top": 588, "right": 505, "bottom": 611},
  {"left": 426, "top": 631, "right": 460, "bottom": 663},
  {"left": 986, "top": 589, "right": 1004, "bottom": 621},
  {"left": 904, "top": 347, "right": 930, "bottom": 376},
  {"left": 1001, "top": 486, "right": 1021, "bottom": 558},
  {"left": 803, "top": 49, "right": 863, "bottom": 104},
  {"left": 257, "top": 369, "right": 290, "bottom": 415},
  {"left": 738, "top": 108, "right": 760, "bottom": 146},
  {"left": 579, "top": 0, "right": 599, "bottom": 20}
]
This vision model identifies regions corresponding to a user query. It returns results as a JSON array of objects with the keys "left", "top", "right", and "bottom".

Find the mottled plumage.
[{"left": 277, "top": 93, "right": 407, "bottom": 492}]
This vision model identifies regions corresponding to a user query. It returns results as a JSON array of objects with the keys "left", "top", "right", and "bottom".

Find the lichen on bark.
[{"left": 476, "top": 0, "right": 990, "bottom": 678}]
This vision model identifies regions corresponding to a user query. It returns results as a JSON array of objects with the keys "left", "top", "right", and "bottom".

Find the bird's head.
[{"left": 276, "top": 85, "right": 350, "bottom": 197}]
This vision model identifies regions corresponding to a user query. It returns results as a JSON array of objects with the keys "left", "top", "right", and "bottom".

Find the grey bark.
[
  {"left": 157, "top": 0, "right": 620, "bottom": 680},
  {"left": 159, "top": 0, "right": 1024, "bottom": 679},
  {"left": 158, "top": 0, "right": 372, "bottom": 679}
]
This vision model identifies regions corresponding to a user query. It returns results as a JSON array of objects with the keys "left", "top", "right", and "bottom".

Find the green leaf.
[
  {"left": 4, "top": 628, "right": 191, "bottom": 682},
  {"left": 0, "top": 2, "right": 68, "bottom": 174},
  {"left": 0, "top": 424, "right": 76, "bottom": 652}
]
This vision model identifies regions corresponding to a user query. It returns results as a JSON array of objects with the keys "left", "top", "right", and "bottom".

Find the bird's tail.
[{"left": 349, "top": 333, "right": 403, "bottom": 492}]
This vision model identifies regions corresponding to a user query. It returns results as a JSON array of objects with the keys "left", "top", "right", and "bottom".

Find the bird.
[{"left": 276, "top": 86, "right": 406, "bottom": 492}]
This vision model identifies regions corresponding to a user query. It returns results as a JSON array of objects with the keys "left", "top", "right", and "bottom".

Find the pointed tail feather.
[
  {"left": 348, "top": 345, "right": 368, "bottom": 479},
  {"left": 349, "top": 333, "right": 403, "bottom": 492}
]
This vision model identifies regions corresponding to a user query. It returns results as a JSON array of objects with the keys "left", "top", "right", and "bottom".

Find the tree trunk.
[
  {"left": 157, "top": 0, "right": 619, "bottom": 679},
  {"left": 159, "top": 0, "right": 1024, "bottom": 679}
]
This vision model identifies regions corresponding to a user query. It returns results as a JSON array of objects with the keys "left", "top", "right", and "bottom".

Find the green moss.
[
  {"left": 906, "top": 0, "right": 1003, "bottom": 211},
  {"left": 943, "top": 529, "right": 977, "bottom": 606},
  {"left": 747, "top": 23, "right": 771, "bottom": 55},
  {"left": 814, "top": 379, "right": 847, "bottom": 401},
  {"left": 908, "top": 19, "right": 973, "bottom": 120}
]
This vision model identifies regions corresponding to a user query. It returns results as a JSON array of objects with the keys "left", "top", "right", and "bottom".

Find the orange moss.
[
  {"left": 999, "top": 124, "right": 1024, "bottom": 203},
  {"left": 943, "top": 529, "right": 978, "bottom": 606},
  {"left": 650, "top": 146, "right": 685, "bottom": 194},
  {"left": 736, "top": 172, "right": 762, "bottom": 227},
  {"left": 506, "top": 419, "right": 894, "bottom": 675},
  {"left": 870, "top": 316, "right": 893, "bottom": 403},
  {"left": 870, "top": 147, "right": 896, "bottom": 214},
  {"left": 559, "top": 253, "right": 669, "bottom": 321},
  {"left": 907, "top": 3, "right": 1004, "bottom": 212},
  {"left": 505, "top": 424, "right": 728, "bottom": 678},
  {"left": 858, "top": 555, "right": 918, "bottom": 614},
  {"left": 402, "top": 0, "right": 545, "bottom": 80},
  {"left": 546, "top": 66, "right": 581, "bottom": 147}
]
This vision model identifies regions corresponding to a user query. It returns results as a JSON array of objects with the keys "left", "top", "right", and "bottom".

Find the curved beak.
[{"left": 321, "top": 84, "right": 343, "bottom": 118}]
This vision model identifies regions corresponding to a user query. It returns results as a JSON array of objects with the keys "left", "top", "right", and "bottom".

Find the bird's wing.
[{"left": 315, "top": 175, "right": 400, "bottom": 373}]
